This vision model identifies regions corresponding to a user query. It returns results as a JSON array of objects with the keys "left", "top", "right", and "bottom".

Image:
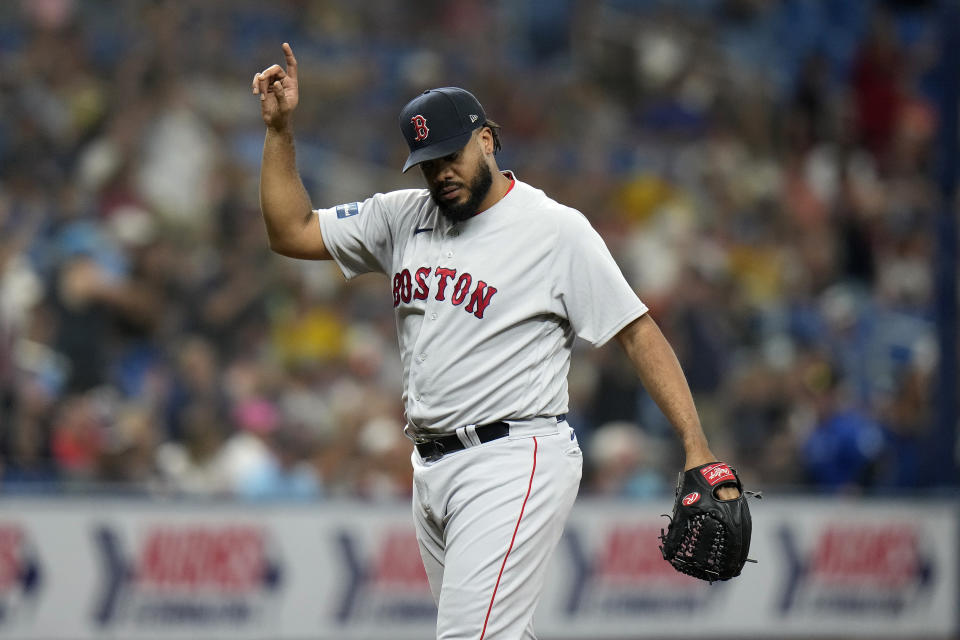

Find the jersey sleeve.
[
  {"left": 551, "top": 210, "right": 648, "bottom": 347},
  {"left": 315, "top": 193, "right": 395, "bottom": 279}
]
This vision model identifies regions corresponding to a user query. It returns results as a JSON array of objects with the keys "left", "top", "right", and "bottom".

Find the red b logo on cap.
[{"left": 411, "top": 115, "right": 429, "bottom": 141}]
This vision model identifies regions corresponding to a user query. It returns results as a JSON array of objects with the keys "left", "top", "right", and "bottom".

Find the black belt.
[
  {"left": 415, "top": 415, "right": 566, "bottom": 461},
  {"left": 415, "top": 421, "right": 509, "bottom": 461}
]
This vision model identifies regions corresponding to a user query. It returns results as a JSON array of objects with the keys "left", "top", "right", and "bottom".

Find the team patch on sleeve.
[{"left": 335, "top": 202, "right": 361, "bottom": 219}]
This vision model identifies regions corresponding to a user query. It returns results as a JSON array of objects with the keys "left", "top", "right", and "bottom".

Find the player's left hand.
[{"left": 252, "top": 42, "right": 300, "bottom": 131}]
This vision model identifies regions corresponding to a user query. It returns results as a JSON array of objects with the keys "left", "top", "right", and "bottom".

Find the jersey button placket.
[{"left": 412, "top": 233, "right": 454, "bottom": 405}]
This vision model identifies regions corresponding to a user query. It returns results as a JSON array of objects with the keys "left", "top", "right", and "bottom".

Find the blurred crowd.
[{"left": 0, "top": 0, "right": 950, "bottom": 500}]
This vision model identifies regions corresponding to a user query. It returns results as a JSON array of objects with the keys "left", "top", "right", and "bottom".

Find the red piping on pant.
[{"left": 479, "top": 436, "right": 538, "bottom": 640}]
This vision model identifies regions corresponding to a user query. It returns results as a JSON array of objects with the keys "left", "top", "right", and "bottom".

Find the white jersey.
[{"left": 316, "top": 172, "right": 647, "bottom": 437}]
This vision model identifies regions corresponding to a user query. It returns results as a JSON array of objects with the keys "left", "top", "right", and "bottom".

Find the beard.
[{"left": 429, "top": 159, "right": 494, "bottom": 223}]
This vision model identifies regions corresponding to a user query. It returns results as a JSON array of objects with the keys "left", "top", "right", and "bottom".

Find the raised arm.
[
  {"left": 253, "top": 43, "right": 331, "bottom": 260},
  {"left": 615, "top": 313, "right": 738, "bottom": 499}
]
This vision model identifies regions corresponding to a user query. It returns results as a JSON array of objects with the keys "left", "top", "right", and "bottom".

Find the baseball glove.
[{"left": 659, "top": 461, "right": 758, "bottom": 582}]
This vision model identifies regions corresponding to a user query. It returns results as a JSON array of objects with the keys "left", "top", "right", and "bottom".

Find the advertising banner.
[
  {"left": 540, "top": 500, "right": 959, "bottom": 638},
  {"left": 0, "top": 497, "right": 955, "bottom": 639}
]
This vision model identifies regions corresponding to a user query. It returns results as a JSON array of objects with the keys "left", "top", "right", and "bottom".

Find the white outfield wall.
[{"left": 0, "top": 497, "right": 956, "bottom": 639}]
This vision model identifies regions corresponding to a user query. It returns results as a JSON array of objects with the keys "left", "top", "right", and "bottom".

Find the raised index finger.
[{"left": 282, "top": 42, "right": 298, "bottom": 79}]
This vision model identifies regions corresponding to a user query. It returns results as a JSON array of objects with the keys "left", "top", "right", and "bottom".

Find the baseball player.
[{"left": 253, "top": 43, "right": 738, "bottom": 639}]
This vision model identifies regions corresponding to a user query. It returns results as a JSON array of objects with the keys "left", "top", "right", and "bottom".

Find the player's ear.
[{"left": 477, "top": 127, "right": 494, "bottom": 155}]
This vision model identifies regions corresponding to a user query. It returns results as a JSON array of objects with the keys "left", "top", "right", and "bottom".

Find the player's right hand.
[{"left": 252, "top": 42, "right": 299, "bottom": 131}]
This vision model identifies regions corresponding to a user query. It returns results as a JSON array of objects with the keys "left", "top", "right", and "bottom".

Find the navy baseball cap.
[{"left": 398, "top": 87, "right": 487, "bottom": 173}]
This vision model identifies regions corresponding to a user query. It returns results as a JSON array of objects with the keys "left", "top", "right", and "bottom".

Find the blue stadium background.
[{"left": 0, "top": 0, "right": 956, "bottom": 501}]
